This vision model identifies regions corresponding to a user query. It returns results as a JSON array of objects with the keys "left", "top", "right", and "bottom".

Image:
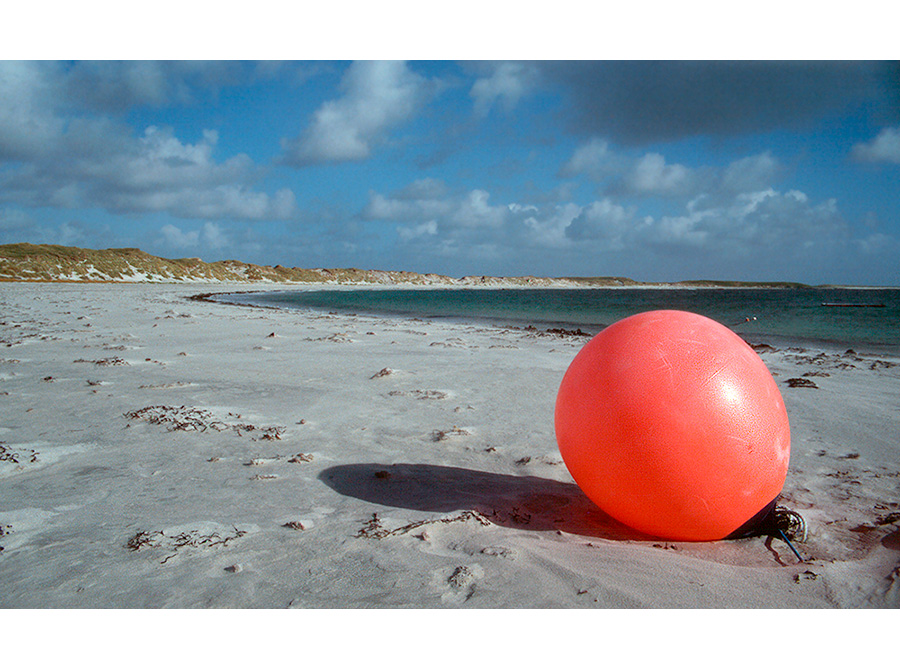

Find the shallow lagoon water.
[{"left": 224, "top": 287, "right": 900, "bottom": 353}]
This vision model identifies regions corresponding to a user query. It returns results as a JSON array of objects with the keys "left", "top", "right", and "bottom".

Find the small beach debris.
[
  {"left": 73, "top": 356, "right": 129, "bottom": 366},
  {"left": 245, "top": 457, "right": 278, "bottom": 466},
  {"left": 545, "top": 327, "right": 591, "bottom": 337},
  {"left": 431, "top": 426, "right": 471, "bottom": 442},
  {"left": 125, "top": 525, "right": 248, "bottom": 564},
  {"left": 374, "top": 470, "right": 391, "bottom": 479},
  {"left": 521, "top": 325, "right": 591, "bottom": 338},
  {"left": 356, "top": 510, "right": 491, "bottom": 539},
  {"left": 224, "top": 563, "right": 243, "bottom": 573},
  {"left": 389, "top": 389, "right": 448, "bottom": 400},
  {"left": 493, "top": 507, "right": 533, "bottom": 525},
  {"left": 794, "top": 570, "right": 818, "bottom": 582},
  {"left": 370, "top": 367, "right": 393, "bottom": 379},
  {"left": 876, "top": 512, "right": 900, "bottom": 526},
  {"left": 0, "top": 442, "right": 38, "bottom": 465},
  {"left": 786, "top": 377, "right": 818, "bottom": 388},
  {"left": 784, "top": 349, "right": 861, "bottom": 371},
  {"left": 305, "top": 332, "right": 353, "bottom": 343},
  {"left": 430, "top": 338, "right": 469, "bottom": 348},
  {"left": 138, "top": 381, "right": 194, "bottom": 389},
  {"left": 283, "top": 521, "right": 305, "bottom": 530},
  {"left": 288, "top": 453, "right": 314, "bottom": 463},
  {"left": 125, "top": 405, "right": 222, "bottom": 431},
  {"left": 124, "top": 405, "right": 284, "bottom": 440}
]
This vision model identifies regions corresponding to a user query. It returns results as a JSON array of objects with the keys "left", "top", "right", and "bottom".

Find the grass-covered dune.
[
  {"left": 0, "top": 243, "right": 812, "bottom": 288},
  {"left": 0, "top": 243, "right": 462, "bottom": 285},
  {"left": 0, "top": 243, "right": 619, "bottom": 286}
]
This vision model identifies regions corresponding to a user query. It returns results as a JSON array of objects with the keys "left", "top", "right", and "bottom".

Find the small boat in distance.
[{"left": 821, "top": 302, "right": 886, "bottom": 307}]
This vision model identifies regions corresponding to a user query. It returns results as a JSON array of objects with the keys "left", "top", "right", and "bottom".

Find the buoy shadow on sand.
[{"left": 318, "top": 462, "right": 652, "bottom": 541}]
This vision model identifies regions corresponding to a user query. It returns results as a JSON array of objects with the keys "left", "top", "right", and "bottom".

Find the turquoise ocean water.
[{"left": 221, "top": 287, "right": 900, "bottom": 354}]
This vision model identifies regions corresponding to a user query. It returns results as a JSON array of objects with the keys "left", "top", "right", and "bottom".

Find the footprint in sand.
[
  {"left": 481, "top": 545, "right": 516, "bottom": 560},
  {"left": 440, "top": 563, "right": 484, "bottom": 604}
]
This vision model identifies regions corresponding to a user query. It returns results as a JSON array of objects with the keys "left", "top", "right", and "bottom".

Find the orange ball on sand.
[{"left": 555, "top": 310, "right": 790, "bottom": 541}]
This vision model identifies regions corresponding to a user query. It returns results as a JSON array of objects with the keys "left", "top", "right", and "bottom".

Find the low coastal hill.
[{"left": 0, "top": 243, "right": 809, "bottom": 288}]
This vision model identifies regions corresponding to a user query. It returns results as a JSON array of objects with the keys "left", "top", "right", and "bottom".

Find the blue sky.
[{"left": 2, "top": 29, "right": 899, "bottom": 285}]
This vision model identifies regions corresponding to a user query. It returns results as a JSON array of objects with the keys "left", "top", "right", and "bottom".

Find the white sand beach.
[{"left": 1, "top": 281, "right": 898, "bottom": 609}]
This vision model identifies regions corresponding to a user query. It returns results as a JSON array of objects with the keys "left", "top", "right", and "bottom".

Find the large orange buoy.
[{"left": 555, "top": 310, "right": 790, "bottom": 541}]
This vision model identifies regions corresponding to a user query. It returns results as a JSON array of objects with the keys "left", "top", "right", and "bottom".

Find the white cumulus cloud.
[
  {"left": 357, "top": 174, "right": 870, "bottom": 282},
  {"left": 720, "top": 151, "right": 781, "bottom": 193},
  {"left": 559, "top": 138, "right": 618, "bottom": 179},
  {"left": 562, "top": 138, "right": 783, "bottom": 203},
  {"left": 624, "top": 153, "right": 698, "bottom": 196},
  {"left": 565, "top": 199, "right": 635, "bottom": 244},
  {"left": 159, "top": 221, "right": 231, "bottom": 250},
  {"left": 450, "top": 190, "right": 507, "bottom": 228},
  {"left": 281, "top": 61, "right": 434, "bottom": 165},
  {"left": 851, "top": 126, "right": 900, "bottom": 164},
  {"left": 0, "top": 121, "right": 298, "bottom": 222},
  {"left": 160, "top": 223, "right": 200, "bottom": 248},
  {"left": 398, "top": 220, "right": 438, "bottom": 241},
  {"left": 644, "top": 188, "right": 846, "bottom": 253},
  {"left": 0, "top": 62, "right": 298, "bottom": 223},
  {"left": 470, "top": 62, "right": 540, "bottom": 117}
]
